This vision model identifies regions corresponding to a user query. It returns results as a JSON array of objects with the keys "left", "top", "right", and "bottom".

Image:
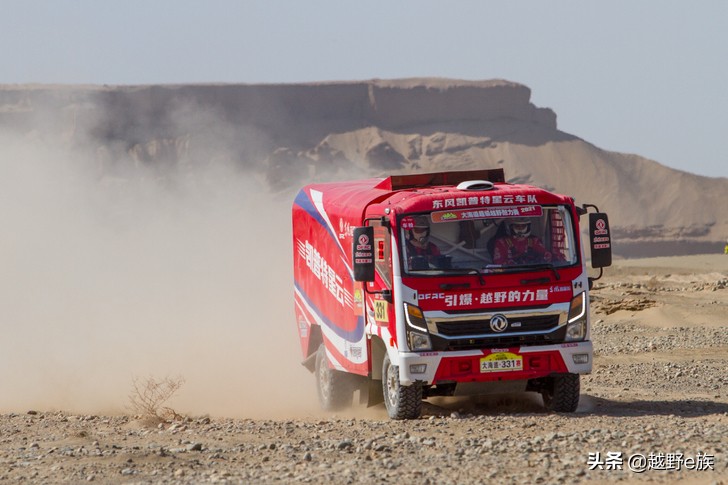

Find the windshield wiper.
[
  {"left": 515, "top": 263, "right": 561, "bottom": 281},
  {"left": 441, "top": 267, "right": 486, "bottom": 285},
  {"left": 484, "top": 263, "right": 561, "bottom": 281},
  {"left": 409, "top": 267, "right": 486, "bottom": 285},
  {"left": 440, "top": 282, "right": 471, "bottom": 290}
]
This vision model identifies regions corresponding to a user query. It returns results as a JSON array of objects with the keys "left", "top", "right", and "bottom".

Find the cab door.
[
  {"left": 369, "top": 219, "right": 393, "bottom": 324},
  {"left": 358, "top": 214, "right": 395, "bottom": 405}
]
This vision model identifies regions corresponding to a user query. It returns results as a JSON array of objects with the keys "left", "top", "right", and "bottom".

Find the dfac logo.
[
  {"left": 594, "top": 218, "right": 608, "bottom": 235},
  {"left": 489, "top": 314, "right": 508, "bottom": 333}
]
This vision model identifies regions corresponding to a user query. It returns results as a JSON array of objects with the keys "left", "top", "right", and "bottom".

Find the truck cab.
[{"left": 292, "top": 169, "right": 611, "bottom": 419}]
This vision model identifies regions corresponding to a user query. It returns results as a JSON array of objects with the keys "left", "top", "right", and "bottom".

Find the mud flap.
[
  {"left": 364, "top": 378, "right": 384, "bottom": 407},
  {"left": 301, "top": 352, "right": 317, "bottom": 373}
]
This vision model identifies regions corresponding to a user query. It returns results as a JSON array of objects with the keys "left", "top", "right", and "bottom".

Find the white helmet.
[
  {"left": 410, "top": 216, "right": 431, "bottom": 244},
  {"left": 508, "top": 219, "right": 531, "bottom": 238}
]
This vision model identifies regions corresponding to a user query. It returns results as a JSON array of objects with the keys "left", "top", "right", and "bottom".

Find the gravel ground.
[{"left": 1, "top": 259, "right": 726, "bottom": 484}]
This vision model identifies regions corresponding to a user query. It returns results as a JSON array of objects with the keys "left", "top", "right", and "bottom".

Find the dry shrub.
[{"left": 128, "top": 375, "right": 185, "bottom": 421}]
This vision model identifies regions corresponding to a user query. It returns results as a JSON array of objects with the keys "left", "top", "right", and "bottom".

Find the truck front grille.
[
  {"left": 436, "top": 314, "right": 560, "bottom": 337},
  {"left": 430, "top": 326, "right": 567, "bottom": 351}
]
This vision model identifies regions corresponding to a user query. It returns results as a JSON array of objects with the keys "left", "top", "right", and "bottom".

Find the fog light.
[
  {"left": 572, "top": 353, "right": 589, "bottom": 364},
  {"left": 409, "top": 364, "right": 427, "bottom": 374}
]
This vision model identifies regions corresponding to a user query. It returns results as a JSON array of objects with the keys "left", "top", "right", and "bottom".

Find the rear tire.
[
  {"left": 315, "top": 344, "right": 353, "bottom": 411},
  {"left": 541, "top": 373, "right": 580, "bottom": 412},
  {"left": 382, "top": 353, "right": 422, "bottom": 419}
]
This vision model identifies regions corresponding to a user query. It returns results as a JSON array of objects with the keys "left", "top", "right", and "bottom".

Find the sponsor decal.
[
  {"left": 401, "top": 216, "right": 415, "bottom": 230},
  {"left": 298, "top": 317, "right": 309, "bottom": 338},
  {"left": 303, "top": 240, "right": 345, "bottom": 305},
  {"left": 338, "top": 218, "right": 353, "bottom": 240},
  {"left": 354, "top": 233, "right": 374, "bottom": 264},
  {"left": 419, "top": 288, "right": 551, "bottom": 307},
  {"left": 431, "top": 205, "right": 542, "bottom": 223},
  {"left": 550, "top": 285, "right": 571, "bottom": 293},
  {"left": 432, "top": 194, "right": 539, "bottom": 210}
]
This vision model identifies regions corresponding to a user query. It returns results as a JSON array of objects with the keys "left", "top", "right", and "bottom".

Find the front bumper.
[{"left": 397, "top": 341, "right": 593, "bottom": 386}]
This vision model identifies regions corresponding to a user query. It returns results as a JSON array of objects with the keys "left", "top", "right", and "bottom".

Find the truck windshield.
[{"left": 401, "top": 206, "right": 577, "bottom": 275}]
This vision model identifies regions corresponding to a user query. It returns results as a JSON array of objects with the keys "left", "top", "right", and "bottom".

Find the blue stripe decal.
[
  {"left": 293, "top": 190, "right": 338, "bottom": 244},
  {"left": 293, "top": 189, "right": 353, "bottom": 278},
  {"left": 294, "top": 280, "right": 365, "bottom": 342}
]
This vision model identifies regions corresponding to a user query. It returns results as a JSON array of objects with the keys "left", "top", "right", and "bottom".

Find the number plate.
[
  {"left": 374, "top": 300, "right": 389, "bottom": 322},
  {"left": 480, "top": 352, "right": 523, "bottom": 373}
]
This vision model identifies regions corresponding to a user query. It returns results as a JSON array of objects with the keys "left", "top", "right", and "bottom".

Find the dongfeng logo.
[{"left": 490, "top": 314, "right": 508, "bottom": 333}]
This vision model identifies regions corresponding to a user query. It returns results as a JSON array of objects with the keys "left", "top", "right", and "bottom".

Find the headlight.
[
  {"left": 408, "top": 332, "right": 432, "bottom": 351},
  {"left": 404, "top": 303, "right": 431, "bottom": 350},
  {"left": 565, "top": 292, "right": 587, "bottom": 341}
]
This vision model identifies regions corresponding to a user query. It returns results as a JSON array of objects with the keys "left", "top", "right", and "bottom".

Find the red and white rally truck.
[{"left": 292, "top": 169, "right": 611, "bottom": 419}]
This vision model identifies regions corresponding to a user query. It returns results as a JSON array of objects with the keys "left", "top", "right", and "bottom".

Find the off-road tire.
[
  {"left": 382, "top": 353, "right": 422, "bottom": 419},
  {"left": 315, "top": 344, "right": 353, "bottom": 411},
  {"left": 542, "top": 373, "right": 580, "bottom": 412}
]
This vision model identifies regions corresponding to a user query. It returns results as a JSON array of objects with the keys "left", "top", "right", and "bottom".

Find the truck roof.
[{"left": 295, "top": 169, "right": 572, "bottom": 221}]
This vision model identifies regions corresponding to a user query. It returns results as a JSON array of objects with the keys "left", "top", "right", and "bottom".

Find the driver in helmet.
[
  {"left": 407, "top": 216, "right": 441, "bottom": 258},
  {"left": 405, "top": 216, "right": 443, "bottom": 270},
  {"left": 492, "top": 218, "right": 553, "bottom": 265}
]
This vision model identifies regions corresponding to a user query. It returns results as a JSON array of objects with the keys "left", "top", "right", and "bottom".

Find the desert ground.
[{"left": 1, "top": 254, "right": 726, "bottom": 484}]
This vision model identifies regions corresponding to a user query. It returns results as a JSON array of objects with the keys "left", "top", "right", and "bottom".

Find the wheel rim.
[
  {"left": 385, "top": 363, "right": 399, "bottom": 408},
  {"left": 318, "top": 353, "right": 331, "bottom": 401}
]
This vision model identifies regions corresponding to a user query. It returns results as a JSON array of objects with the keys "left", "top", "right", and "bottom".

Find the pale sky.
[{"left": 2, "top": 0, "right": 726, "bottom": 178}]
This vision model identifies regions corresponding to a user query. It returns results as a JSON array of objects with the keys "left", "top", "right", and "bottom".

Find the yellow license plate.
[{"left": 480, "top": 352, "right": 523, "bottom": 372}]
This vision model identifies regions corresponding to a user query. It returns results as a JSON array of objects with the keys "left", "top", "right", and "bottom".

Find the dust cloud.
[{"left": 0, "top": 129, "right": 321, "bottom": 418}]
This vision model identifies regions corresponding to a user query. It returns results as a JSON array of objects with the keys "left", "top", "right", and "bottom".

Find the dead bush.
[{"left": 128, "top": 375, "right": 185, "bottom": 421}]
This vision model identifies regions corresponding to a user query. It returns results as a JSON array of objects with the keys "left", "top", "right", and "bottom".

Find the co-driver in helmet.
[{"left": 492, "top": 218, "right": 553, "bottom": 265}]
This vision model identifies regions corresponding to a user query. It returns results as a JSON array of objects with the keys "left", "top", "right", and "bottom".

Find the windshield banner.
[{"left": 431, "top": 205, "right": 543, "bottom": 223}]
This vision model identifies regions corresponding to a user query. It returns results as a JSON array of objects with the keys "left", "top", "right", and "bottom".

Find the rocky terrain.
[{"left": 1, "top": 255, "right": 726, "bottom": 484}]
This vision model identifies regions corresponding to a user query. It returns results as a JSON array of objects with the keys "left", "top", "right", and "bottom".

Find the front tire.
[
  {"left": 541, "top": 373, "right": 580, "bottom": 412},
  {"left": 315, "top": 344, "right": 353, "bottom": 411},
  {"left": 382, "top": 353, "right": 422, "bottom": 419}
]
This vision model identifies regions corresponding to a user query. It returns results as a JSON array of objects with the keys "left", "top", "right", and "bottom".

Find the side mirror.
[
  {"left": 589, "top": 213, "right": 612, "bottom": 268},
  {"left": 352, "top": 226, "right": 375, "bottom": 282}
]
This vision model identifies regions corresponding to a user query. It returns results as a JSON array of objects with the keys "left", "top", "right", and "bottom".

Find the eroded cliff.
[{"left": 1, "top": 79, "right": 725, "bottom": 256}]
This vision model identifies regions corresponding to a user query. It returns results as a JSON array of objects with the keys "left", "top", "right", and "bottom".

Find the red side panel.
[{"left": 292, "top": 185, "right": 376, "bottom": 375}]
